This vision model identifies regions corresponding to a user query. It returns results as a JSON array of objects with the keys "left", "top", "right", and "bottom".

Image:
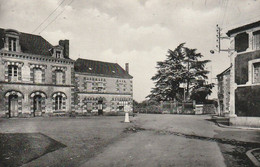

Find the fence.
[{"left": 134, "top": 101, "right": 217, "bottom": 115}]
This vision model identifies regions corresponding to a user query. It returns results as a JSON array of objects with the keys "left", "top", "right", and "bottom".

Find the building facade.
[
  {"left": 0, "top": 28, "right": 132, "bottom": 117},
  {"left": 217, "top": 67, "right": 230, "bottom": 116},
  {"left": 74, "top": 59, "right": 133, "bottom": 115},
  {"left": 224, "top": 20, "right": 260, "bottom": 117}
]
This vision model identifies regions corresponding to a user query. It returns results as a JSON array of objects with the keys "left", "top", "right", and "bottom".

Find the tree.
[{"left": 147, "top": 43, "right": 214, "bottom": 103}]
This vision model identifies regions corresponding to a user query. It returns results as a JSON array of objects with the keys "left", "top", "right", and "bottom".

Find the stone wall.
[
  {"left": 0, "top": 51, "right": 74, "bottom": 117},
  {"left": 0, "top": 83, "right": 72, "bottom": 117}
]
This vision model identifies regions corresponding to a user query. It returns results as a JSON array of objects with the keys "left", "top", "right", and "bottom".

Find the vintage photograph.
[{"left": 0, "top": 0, "right": 260, "bottom": 166}]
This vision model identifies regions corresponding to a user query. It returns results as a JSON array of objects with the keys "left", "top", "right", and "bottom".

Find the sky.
[{"left": 0, "top": 0, "right": 260, "bottom": 102}]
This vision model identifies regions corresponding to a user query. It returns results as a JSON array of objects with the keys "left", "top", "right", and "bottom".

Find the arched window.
[{"left": 55, "top": 95, "right": 63, "bottom": 110}]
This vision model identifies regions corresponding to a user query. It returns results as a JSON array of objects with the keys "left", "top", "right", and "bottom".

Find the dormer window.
[
  {"left": 56, "top": 51, "right": 61, "bottom": 58},
  {"left": 8, "top": 37, "right": 16, "bottom": 51},
  {"left": 52, "top": 45, "right": 64, "bottom": 59},
  {"left": 4, "top": 29, "right": 20, "bottom": 52}
]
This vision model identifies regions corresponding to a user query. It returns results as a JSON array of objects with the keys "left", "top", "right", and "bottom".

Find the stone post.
[{"left": 124, "top": 111, "right": 130, "bottom": 123}]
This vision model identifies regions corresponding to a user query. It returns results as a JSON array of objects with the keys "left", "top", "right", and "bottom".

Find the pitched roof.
[
  {"left": 217, "top": 66, "right": 231, "bottom": 78},
  {"left": 0, "top": 28, "right": 53, "bottom": 56},
  {"left": 74, "top": 58, "right": 133, "bottom": 79},
  {"left": 226, "top": 20, "right": 260, "bottom": 37}
]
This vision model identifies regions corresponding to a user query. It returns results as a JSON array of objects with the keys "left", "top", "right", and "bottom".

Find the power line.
[
  {"left": 38, "top": 0, "right": 75, "bottom": 35},
  {"left": 220, "top": 0, "right": 229, "bottom": 27},
  {"left": 222, "top": 13, "right": 260, "bottom": 30},
  {"left": 32, "top": 0, "right": 67, "bottom": 33},
  {"left": 38, "top": 10, "right": 65, "bottom": 35}
]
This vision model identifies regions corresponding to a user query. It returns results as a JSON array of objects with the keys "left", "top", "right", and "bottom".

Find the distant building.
[
  {"left": 224, "top": 20, "right": 260, "bottom": 117},
  {"left": 0, "top": 28, "right": 133, "bottom": 117},
  {"left": 216, "top": 67, "right": 230, "bottom": 116},
  {"left": 74, "top": 59, "right": 133, "bottom": 115}
]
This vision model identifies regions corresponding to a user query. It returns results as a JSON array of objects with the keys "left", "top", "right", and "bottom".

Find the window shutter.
[
  {"left": 41, "top": 97, "right": 46, "bottom": 112},
  {"left": 62, "top": 97, "right": 66, "bottom": 110},
  {"left": 30, "top": 68, "right": 34, "bottom": 82},
  {"left": 52, "top": 71, "right": 56, "bottom": 84},
  {"left": 62, "top": 71, "right": 66, "bottom": 84},
  {"left": 253, "top": 31, "right": 260, "bottom": 50},
  {"left": 18, "top": 67, "right": 22, "bottom": 81},
  {"left": 42, "top": 69, "right": 45, "bottom": 83}
]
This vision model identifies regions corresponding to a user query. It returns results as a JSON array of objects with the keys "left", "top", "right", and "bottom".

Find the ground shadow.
[{"left": 0, "top": 133, "right": 66, "bottom": 167}]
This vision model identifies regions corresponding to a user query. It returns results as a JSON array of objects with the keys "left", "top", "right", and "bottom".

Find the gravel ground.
[
  {"left": 1, "top": 114, "right": 260, "bottom": 167},
  {"left": 0, "top": 116, "right": 132, "bottom": 167}
]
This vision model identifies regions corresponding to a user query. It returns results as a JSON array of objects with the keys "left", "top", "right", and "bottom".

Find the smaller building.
[
  {"left": 74, "top": 58, "right": 133, "bottom": 115},
  {"left": 216, "top": 67, "right": 230, "bottom": 116}
]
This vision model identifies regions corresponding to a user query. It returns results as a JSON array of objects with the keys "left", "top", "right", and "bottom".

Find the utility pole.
[{"left": 215, "top": 24, "right": 230, "bottom": 52}]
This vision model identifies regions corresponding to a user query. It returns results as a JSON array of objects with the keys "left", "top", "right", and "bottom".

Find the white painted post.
[{"left": 124, "top": 112, "right": 130, "bottom": 123}]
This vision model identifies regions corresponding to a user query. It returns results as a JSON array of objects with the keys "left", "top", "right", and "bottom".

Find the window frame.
[
  {"left": 55, "top": 95, "right": 63, "bottom": 110},
  {"left": 8, "top": 37, "right": 17, "bottom": 52},
  {"left": 8, "top": 65, "right": 18, "bottom": 81}
]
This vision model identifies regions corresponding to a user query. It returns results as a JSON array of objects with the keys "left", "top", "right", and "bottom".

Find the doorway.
[
  {"left": 33, "top": 95, "right": 42, "bottom": 117},
  {"left": 98, "top": 100, "right": 103, "bottom": 115},
  {"left": 8, "top": 95, "right": 18, "bottom": 118}
]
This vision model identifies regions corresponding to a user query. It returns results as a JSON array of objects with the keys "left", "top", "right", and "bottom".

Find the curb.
[
  {"left": 216, "top": 122, "right": 260, "bottom": 130},
  {"left": 246, "top": 148, "right": 260, "bottom": 167}
]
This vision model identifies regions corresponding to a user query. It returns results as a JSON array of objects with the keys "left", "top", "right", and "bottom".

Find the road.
[
  {"left": 0, "top": 114, "right": 259, "bottom": 167},
  {"left": 82, "top": 114, "right": 260, "bottom": 167}
]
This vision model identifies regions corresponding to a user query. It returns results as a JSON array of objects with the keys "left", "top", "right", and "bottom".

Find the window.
[
  {"left": 55, "top": 96, "right": 63, "bottom": 110},
  {"left": 56, "top": 70, "right": 63, "bottom": 84},
  {"left": 97, "top": 87, "right": 103, "bottom": 92},
  {"left": 253, "top": 30, "right": 260, "bottom": 50},
  {"left": 8, "top": 37, "right": 16, "bottom": 51},
  {"left": 56, "top": 51, "right": 61, "bottom": 58},
  {"left": 253, "top": 63, "right": 260, "bottom": 83},
  {"left": 8, "top": 65, "right": 18, "bottom": 81},
  {"left": 34, "top": 68, "right": 42, "bottom": 83},
  {"left": 85, "top": 82, "right": 92, "bottom": 91},
  {"left": 235, "top": 32, "right": 249, "bottom": 52}
]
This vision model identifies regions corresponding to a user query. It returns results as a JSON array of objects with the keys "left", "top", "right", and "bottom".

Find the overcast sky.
[{"left": 1, "top": 0, "right": 260, "bottom": 102}]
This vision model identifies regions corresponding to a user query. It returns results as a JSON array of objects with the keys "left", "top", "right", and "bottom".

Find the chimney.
[
  {"left": 59, "top": 39, "right": 69, "bottom": 59},
  {"left": 125, "top": 63, "right": 129, "bottom": 73}
]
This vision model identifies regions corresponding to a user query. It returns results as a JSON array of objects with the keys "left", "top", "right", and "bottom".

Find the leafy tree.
[{"left": 147, "top": 43, "right": 213, "bottom": 103}]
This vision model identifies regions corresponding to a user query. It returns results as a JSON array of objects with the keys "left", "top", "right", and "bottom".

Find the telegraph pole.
[{"left": 215, "top": 24, "right": 230, "bottom": 52}]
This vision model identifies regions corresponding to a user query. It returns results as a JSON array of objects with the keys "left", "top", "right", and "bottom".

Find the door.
[
  {"left": 33, "top": 95, "right": 42, "bottom": 117},
  {"left": 98, "top": 100, "right": 103, "bottom": 115},
  {"left": 9, "top": 95, "right": 18, "bottom": 118}
]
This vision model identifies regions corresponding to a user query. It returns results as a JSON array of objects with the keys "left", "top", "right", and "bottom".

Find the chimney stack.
[
  {"left": 59, "top": 39, "right": 69, "bottom": 59},
  {"left": 125, "top": 63, "right": 129, "bottom": 73}
]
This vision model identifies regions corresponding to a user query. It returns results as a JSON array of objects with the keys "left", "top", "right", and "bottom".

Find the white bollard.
[{"left": 124, "top": 112, "right": 130, "bottom": 123}]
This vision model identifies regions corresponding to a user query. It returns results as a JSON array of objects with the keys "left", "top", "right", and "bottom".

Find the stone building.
[
  {"left": 0, "top": 28, "right": 75, "bottom": 117},
  {"left": 225, "top": 20, "right": 260, "bottom": 117},
  {"left": 0, "top": 28, "right": 133, "bottom": 117},
  {"left": 74, "top": 59, "right": 133, "bottom": 115},
  {"left": 216, "top": 67, "right": 230, "bottom": 116}
]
